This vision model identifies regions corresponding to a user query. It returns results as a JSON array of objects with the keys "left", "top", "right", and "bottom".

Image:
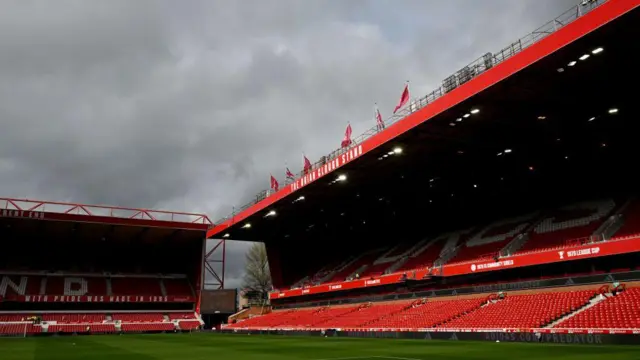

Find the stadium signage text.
[
  {"left": 483, "top": 332, "right": 603, "bottom": 344},
  {"left": 470, "top": 260, "right": 514, "bottom": 272},
  {"left": 19, "top": 295, "right": 193, "bottom": 303},
  {"left": 559, "top": 247, "right": 600, "bottom": 260},
  {"left": 0, "top": 209, "right": 45, "bottom": 220},
  {"left": 290, "top": 145, "right": 363, "bottom": 192}
]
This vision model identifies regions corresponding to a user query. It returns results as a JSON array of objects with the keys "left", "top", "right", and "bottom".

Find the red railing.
[{"left": 0, "top": 198, "right": 212, "bottom": 226}]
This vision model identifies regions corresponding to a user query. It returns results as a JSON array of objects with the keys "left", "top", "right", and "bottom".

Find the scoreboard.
[{"left": 200, "top": 289, "right": 237, "bottom": 314}]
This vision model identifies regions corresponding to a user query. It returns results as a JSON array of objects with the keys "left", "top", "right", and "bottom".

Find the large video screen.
[{"left": 200, "top": 289, "right": 237, "bottom": 314}]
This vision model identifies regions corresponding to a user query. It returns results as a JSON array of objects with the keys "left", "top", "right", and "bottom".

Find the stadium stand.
[
  {"left": 228, "top": 284, "right": 640, "bottom": 331},
  {"left": 441, "top": 290, "right": 596, "bottom": 329},
  {"left": 516, "top": 200, "right": 616, "bottom": 254},
  {"left": 555, "top": 287, "right": 640, "bottom": 329},
  {"left": 368, "top": 298, "right": 485, "bottom": 329}
]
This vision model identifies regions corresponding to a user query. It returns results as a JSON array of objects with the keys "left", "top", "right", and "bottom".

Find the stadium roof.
[
  {"left": 0, "top": 197, "right": 211, "bottom": 243},
  {"left": 209, "top": 0, "right": 640, "bottom": 242}
]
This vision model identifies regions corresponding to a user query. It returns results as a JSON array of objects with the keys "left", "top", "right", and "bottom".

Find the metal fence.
[{"left": 214, "top": 0, "right": 607, "bottom": 226}]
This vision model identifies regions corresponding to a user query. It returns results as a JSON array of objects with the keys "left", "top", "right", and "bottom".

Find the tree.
[{"left": 242, "top": 242, "right": 272, "bottom": 300}]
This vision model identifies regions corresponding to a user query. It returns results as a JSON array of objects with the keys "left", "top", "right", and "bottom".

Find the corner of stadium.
[{"left": 2, "top": 0, "right": 640, "bottom": 358}]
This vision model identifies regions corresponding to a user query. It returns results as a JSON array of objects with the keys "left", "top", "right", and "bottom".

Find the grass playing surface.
[{"left": 1, "top": 333, "right": 639, "bottom": 360}]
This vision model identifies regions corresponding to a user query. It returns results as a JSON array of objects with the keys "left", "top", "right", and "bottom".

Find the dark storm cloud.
[{"left": 0, "top": 0, "right": 578, "bottom": 287}]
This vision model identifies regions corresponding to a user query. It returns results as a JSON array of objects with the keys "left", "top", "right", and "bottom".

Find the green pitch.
[{"left": 1, "top": 333, "right": 638, "bottom": 360}]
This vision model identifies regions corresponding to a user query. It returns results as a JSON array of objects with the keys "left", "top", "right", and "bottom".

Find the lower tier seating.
[
  {"left": 178, "top": 320, "right": 202, "bottom": 330},
  {"left": 442, "top": 290, "right": 595, "bottom": 329},
  {"left": 556, "top": 288, "right": 640, "bottom": 329},
  {"left": 48, "top": 324, "right": 116, "bottom": 333},
  {"left": 120, "top": 323, "right": 175, "bottom": 332},
  {"left": 231, "top": 285, "right": 640, "bottom": 330},
  {"left": 112, "top": 313, "right": 165, "bottom": 322},
  {"left": 0, "top": 312, "right": 201, "bottom": 334},
  {"left": 0, "top": 323, "right": 41, "bottom": 335},
  {"left": 368, "top": 298, "right": 484, "bottom": 329}
]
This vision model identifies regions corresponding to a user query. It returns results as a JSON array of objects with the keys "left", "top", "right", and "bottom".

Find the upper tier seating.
[
  {"left": 0, "top": 275, "right": 42, "bottom": 297},
  {"left": 0, "top": 274, "right": 192, "bottom": 298},
  {"left": 449, "top": 214, "right": 535, "bottom": 264},
  {"left": 111, "top": 278, "right": 162, "bottom": 296},
  {"left": 613, "top": 200, "right": 640, "bottom": 239},
  {"left": 516, "top": 200, "right": 615, "bottom": 254},
  {"left": 396, "top": 237, "right": 449, "bottom": 272},
  {"left": 556, "top": 288, "right": 640, "bottom": 329},
  {"left": 281, "top": 197, "right": 634, "bottom": 290},
  {"left": 327, "top": 251, "right": 385, "bottom": 283},
  {"left": 358, "top": 262, "right": 393, "bottom": 278},
  {"left": 163, "top": 279, "right": 193, "bottom": 297}
]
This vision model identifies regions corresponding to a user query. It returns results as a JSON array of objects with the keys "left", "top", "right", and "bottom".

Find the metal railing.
[
  {"left": 214, "top": 0, "right": 607, "bottom": 225},
  {"left": 0, "top": 197, "right": 213, "bottom": 225}
]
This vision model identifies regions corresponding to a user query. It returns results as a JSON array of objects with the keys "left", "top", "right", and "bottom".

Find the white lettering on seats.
[
  {"left": 437, "top": 229, "right": 474, "bottom": 256},
  {"left": 534, "top": 199, "right": 614, "bottom": 234},
  {"left": 0, "top": 276, "right": 27, "bottom": 296},
  {"left": 466, "top": 214, "right": 536, "bottom": 247},
  {"left": 64, "top": 277, "right": 88, "bottom": 296}
]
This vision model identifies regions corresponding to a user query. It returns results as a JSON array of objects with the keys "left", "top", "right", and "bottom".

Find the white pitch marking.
[
  {"left": 374, "top": 356, "right": 424, "bottom": 360},
  {"left": 311, "top": 357, "right": 376, "bottom": 360}
]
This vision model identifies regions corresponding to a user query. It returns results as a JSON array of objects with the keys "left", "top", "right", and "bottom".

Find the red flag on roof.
[
  {"left": 393, "top": 83, "right": 410, "bottom": 113},
  {"left": 341, "top": 123, "right": 353, "bottom": 148},
  {"left": 286, "top": 167, "right": 295, "bottom": 180},
  {"left": 270, "top": 175, "right": 279, "bottom": 192},
  {"left": 375, "top": 104, "right": 384, "bottom": 131},
  {"left": 303, "top": 155, "right": 312, "bottom": 174}
]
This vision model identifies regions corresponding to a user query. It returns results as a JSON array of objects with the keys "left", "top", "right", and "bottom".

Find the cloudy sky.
[{"left": 0, "top": 0, "right": 578, "bottom": 288}]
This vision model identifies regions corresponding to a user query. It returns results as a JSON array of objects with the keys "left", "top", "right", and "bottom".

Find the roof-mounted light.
[
  {"left": 337, "top": 174, "right": 347, "bottom": 182},
  {"left": 592, "top": 47, "right": 603, "bottom": 54},
  {"left": 223, "top": 233, "right": 230, "bottom": 238},
  {"left": 265, "top": 210, "right": 276, "bottom": 218},
  {"left": 242, "top": 223, "right": 251, "bottom": 229},
  {"left": 588, "top": 117, "right": 596, "bottom": 122},
  {"left": 393, "top": 147, "right": 402, "bottom": 154},
  {"left": 463, "top": 113, "right": 470, "bottom": 118},
  {"left": 504, "top": 149, "right": 512, "bottom": 154},
  {"left": 608, "top": 108, "right": 618, "bottom": 114},
  {"left": 579, "top": 54, "right": 590, "bottom": 61},
  {"left": 568, "top": 61, "right": 577, "bottom": 67},
  {"left": 470, "top": 109, "right": 480, "bottom": 114}
]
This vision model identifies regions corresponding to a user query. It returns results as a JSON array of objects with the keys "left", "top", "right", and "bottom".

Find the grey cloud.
[{"left": 0, "top": 0, "right": 577, "bottom": 287}]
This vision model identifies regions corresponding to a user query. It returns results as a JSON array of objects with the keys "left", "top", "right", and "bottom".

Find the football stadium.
[{"left": 2, "top": 0, "right": 640, "bottom": 359}]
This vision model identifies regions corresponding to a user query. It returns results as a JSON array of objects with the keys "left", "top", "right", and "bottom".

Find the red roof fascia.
[
  {"left": 0, "top": 197, "right": 212, "bottom": 231},
  {"left": 209, "top": 0, "right": 639, "bottom": 238}
]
